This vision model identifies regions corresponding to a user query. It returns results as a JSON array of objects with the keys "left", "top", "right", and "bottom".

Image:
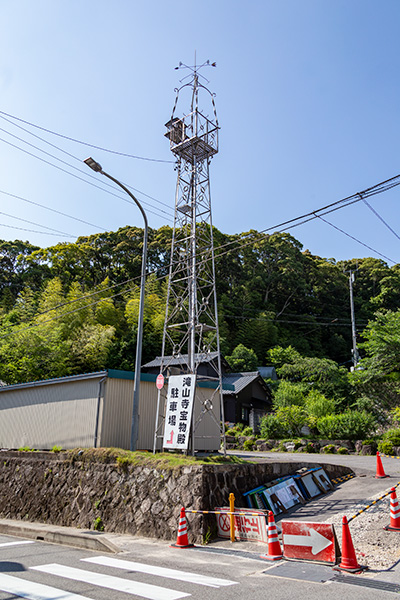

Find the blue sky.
[{"left": 0, "top": 0, "right": 399, "bottom": 264}]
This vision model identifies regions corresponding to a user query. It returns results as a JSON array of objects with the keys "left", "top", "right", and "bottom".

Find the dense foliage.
[{"left": 0, "top": 224, "right": 399, "bottom": 427}]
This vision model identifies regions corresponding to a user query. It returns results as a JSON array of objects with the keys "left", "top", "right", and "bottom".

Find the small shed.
[
  {"left": 0, "top": 369, "right": 222, "bottom": 452},
  {"left": 222, "top": 371, "right": 273, "bottom": 433}
]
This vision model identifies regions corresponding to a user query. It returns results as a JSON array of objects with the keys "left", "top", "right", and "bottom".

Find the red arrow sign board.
[{"left": 281, "top": 521, "right": 338, "bottom": 564}]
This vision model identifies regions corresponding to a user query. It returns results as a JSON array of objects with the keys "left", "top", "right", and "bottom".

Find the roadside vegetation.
[
  {"left": 1, "top": 227, "right": 400, "bottom": 447},
  {"left": 65, "top": 448, "right": 248, "bottom": 469}
]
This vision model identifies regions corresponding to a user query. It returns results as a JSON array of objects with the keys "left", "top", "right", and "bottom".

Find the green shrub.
[
  {"left": 93, "top": 517, "right": 104, "bottom": 531},
  {"left": 51, "top": 445, "right": 62, "bottom": 453},
  {"left": 378, "top": 440, "right": 394, "bottom": 455},
  {"left": 275, "top": 406, "right": 307, "bottom": 436},
  {"left": 362, "top": 439, "right": 377, "bottom": 452},
  {"left": 277, "top": 441, "right": 288, "bottom": 452},
  {"left": 337, "top": 447, "right": 349, "bottom": 454},
  {"left": 225, "top": 429, "right": 237, "bottom": 437},
  {"left": 242, "top": 426, "right": 253, "bottom": 437},
  {"left": 390, "top": 408, "right": 400, "bottom": 426},
  {"left": 321, "top": 444, "right": 336, "bottom": 454},
  {"left": 316, "top": 410, "right": 376, "bottom": 440},
  {"left": 382, "top": 428, "right": 400, "bottom": 446},
  {"left": 305, "top": 391, "right": 336, "bottom": 427},
  {"left": 243, "top": 439, "right": 255, "bottom": 451},
  {"left": 273, "top": 380, "right": 307, "bottom": 408},
  {"left": 259, "top": 414, "right": 287, "bottom": 439}
]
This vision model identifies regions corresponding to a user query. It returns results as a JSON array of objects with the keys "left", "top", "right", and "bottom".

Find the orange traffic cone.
[
  {"left": 376, "top": 452, "right": 389, "bottom": 479},
  {"left": 260, "top": 511, "right": 283, "bottom": 561},
  {"left": 384, "top": 488, "right": 400, "bottom": 531},
  {"left": 170, "top": 507, "right": 194, "bottom": 549},
  {"left": 335, "top": 516, "right": 366, "bottom": 573}
]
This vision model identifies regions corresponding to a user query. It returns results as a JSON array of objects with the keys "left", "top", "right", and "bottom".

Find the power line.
[
  {"left": 0, "top": 128, "right": 174, "bottom": 222},
  {"left": 0, "top": 172, "right": 398, "bottom": 337},
  {"left": 0, "top": 113, "right": 174, "bottom": 211},
  {"left": 316, "top": 215, "right": 396, "bottom": 264},
  {"left": 361, "top": 196, "right": 400, "bottom": 243},
  {"left": 1, "top": 113, "right": 397, "bottom": 262},
  {"left": 225, "top": 314, "right": 359, "bottom": 326},
  {"left": 0, "top": 284, "right": 134, "bottom": 340},
  {"left": 0, "top": 223, "right": 72, "bottom": 237},
  {"left": 0, "top": 189, "right": 107, "bottom": 232},
  {"left": 209, "top": 173, "right": 400, "bottom": 262},
  {"left": 0, "top": 210, "right": 74, "bottom": 238},
  {"left": 0, "top": 109, "right": 174, "bottom": 164}
]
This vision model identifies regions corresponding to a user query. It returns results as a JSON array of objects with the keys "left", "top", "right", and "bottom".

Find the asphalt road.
[
  {"left": 1, "top": 451, "right": 400, "bottom": 599},
  {"left": 227, "top": 450, "right": 400, "bottom": 523},
  {"left": 1, "top": 530, "right": 400, "bottom": 600}
]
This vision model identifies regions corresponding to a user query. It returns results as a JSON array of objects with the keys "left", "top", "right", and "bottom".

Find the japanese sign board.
[
  {"left": 281, "top": 520, "right": 338, "bottom": 564},
  {"left": 163, "top": 374, "right": 196, "bottom": 450},
  {"left": 215, "top": 507, "right": 268, "bottom": 543}
]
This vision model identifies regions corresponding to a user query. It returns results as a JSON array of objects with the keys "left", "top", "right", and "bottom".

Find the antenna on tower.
[{"left": 153, "top": 61, "right": 225, "bottom": 455}]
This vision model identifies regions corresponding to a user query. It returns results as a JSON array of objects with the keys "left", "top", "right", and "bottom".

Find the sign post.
[{"left": 163, "top": 374, "right": 196, "bottom": 451}]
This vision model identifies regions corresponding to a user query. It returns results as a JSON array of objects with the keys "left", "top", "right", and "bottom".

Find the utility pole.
[
  {"left": 153, "top": 59, "right": 226, "bottom": 454},
  {"left": 348, "top": 271, "right": 360, "bottom": 369}
]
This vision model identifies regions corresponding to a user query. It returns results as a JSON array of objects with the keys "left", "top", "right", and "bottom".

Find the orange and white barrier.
[
  {"left": 384, "top": 488, "right": 400, "bottom": 531},
  {"left": 260, "top": 511, "right": 283, "bottom": 561},
  {"left": 170, "top": 507, "right": 194, "bottom": 549}
]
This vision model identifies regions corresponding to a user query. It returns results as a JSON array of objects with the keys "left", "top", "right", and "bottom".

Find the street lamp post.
[{"left": 84, "top": 157, "right": 148, "bottom": 451}]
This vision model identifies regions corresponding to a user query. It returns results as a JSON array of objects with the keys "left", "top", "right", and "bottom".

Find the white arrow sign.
[{"left": 283, "top": 528, "right": 333, "bottom": 555}]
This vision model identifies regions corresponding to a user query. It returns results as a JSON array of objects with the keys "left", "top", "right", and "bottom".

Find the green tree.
[
  {"left": 351, "top": 310, "right": 400, "bottom": 411},
  {"left": 226, "top": 344, "right": 258, "bottom": 372},
  {"left": 273, "top": 380, "right": 307, "bottom": 408},
  {"left": 275, "top": 405, "right": 307, "bottom": 436}
]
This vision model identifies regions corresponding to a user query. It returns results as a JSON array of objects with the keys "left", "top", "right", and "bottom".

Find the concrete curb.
[{"left": 0, "top": 519, "right": 120, "bottom": 553}]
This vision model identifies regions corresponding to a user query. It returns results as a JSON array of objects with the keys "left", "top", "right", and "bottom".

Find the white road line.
[
  {"left": 0, "top": 540, "right": 35, "bottom": 548},
  {"left": 0, "top": 572, "right": 91, "bottom": 600},
  {"left": 83, "top": 555, "right": 238, "bottom": 588},
  {"left": 32, "top": 563, "right": 190, "bottom": 600}
]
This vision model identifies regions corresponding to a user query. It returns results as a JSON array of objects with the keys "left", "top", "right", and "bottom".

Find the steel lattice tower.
[{"left": 153, "top": 61, "right": 226, "bottom": 453}]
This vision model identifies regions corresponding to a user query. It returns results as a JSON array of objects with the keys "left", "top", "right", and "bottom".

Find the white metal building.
[{"left": 0, "top": 369, "right": 221, "bottom": 451}]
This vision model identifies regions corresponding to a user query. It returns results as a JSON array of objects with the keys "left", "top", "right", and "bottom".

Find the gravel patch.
[{"left": 325, "top": 485, "right": 400, "bottom": 571}]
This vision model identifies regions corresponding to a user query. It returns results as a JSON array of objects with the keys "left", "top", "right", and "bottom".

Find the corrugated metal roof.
[
  {"left": 257, "top": 366, "right": 278, "bottom": 380},
  {"left": 0, "top": 371, "right": 108, "bottom": 393}
]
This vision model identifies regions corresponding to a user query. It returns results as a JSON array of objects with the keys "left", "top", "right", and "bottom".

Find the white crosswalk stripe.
[
  {"left": 83, "top": 555, "right": 238, "bottom": 588},
  {"left": 0, "top": 572, "right": 91, "bottom": 600},
  {"left": 0, "top": 540, "right": 35, "bottom": 548},
  {"left": 32, "top": 563, "right": 190, "bottom": 600}
]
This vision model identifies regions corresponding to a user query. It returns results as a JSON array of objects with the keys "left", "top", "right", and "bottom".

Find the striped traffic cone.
[
  {"left": 335, "top": 516, "right": 366, "bottom": 573},
  {"left": 376, "top": 452, "right": 389, "bottom": 479},
  {"left": 170, "top": 507, "right": 194, "bottom": 548},
  {"left": 260, "top": 511, "right": 283, "bottom": 560},
  {"left": 384, "top": 488, "right": 400, "bottom": 531}
]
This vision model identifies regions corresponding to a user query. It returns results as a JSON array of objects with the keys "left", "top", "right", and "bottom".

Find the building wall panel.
[{"left": 0, "top": 379, "right": 102, "bottom": 449}]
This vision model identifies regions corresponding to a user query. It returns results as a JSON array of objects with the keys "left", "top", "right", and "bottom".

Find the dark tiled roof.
[
  {"left": 143, "top": 352, "right": 221, "bottom": 368},
  {"left": 221, "top": 372, "right": 263, "bottom": 395}
]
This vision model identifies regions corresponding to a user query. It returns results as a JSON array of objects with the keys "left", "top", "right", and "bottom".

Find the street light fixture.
[{"left": 84, "top": 157, "right": 148, "bottom": 452}]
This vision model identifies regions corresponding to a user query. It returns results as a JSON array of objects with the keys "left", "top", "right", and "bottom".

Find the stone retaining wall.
[{"left": 0, "top": 452, "right": 352, "bottom": 543}]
